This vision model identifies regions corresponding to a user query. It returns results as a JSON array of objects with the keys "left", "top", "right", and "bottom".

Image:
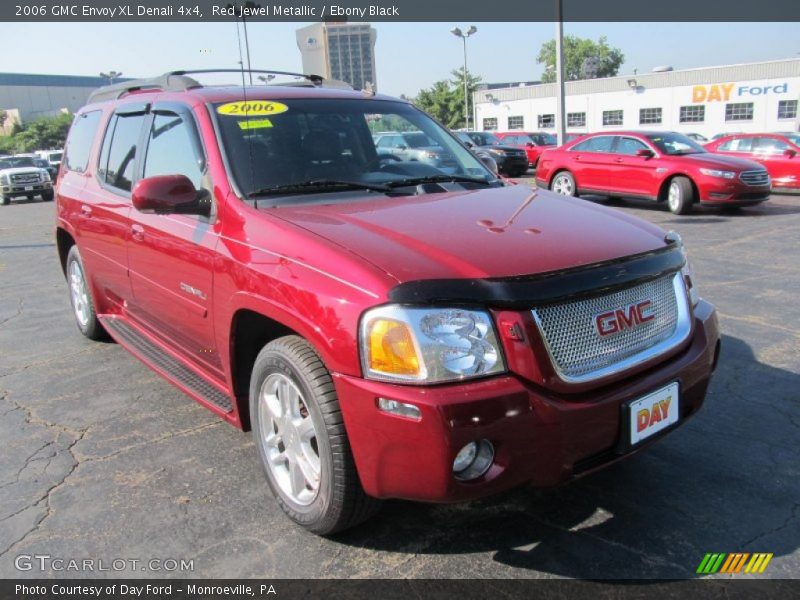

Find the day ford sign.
[{"left": 692, "top": 82, "right": 789, "bottom": 102}]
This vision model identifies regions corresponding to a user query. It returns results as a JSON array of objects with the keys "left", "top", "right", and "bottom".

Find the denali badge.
[{"left": 595, "top": 300, "right": 655, "bottom": 337}]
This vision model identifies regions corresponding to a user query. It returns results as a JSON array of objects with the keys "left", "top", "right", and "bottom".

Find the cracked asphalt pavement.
[{"left": 0, "top": 194, "right": 798, "bottom": 579}]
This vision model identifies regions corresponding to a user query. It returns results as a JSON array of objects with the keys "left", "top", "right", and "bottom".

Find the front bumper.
[
  {"left": 335, "top": 300, "right": 719, "bottom": 502},
  {"left": 494, "top": 155, "right": 529, "bottom": 173},
  {"left": 698, "top": 177, "right": 769, "bottom": 205},
  {"left": 2, "top": 181, "right": 52, "bottom": 196}
]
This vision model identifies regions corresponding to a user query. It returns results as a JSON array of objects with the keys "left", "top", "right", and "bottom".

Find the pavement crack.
[
  {"left": 0, "top": 428, "right": 88, "bottom": 559},
  {"left": 0, "top": 297, "right": 24, "bottom": 327},
  {"left": 742, "top": 503, "right": 800, "bottom": 549}
]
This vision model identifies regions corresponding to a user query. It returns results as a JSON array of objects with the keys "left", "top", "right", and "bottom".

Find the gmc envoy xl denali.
[{"left": 56, "top": 70, "right": 720, "bottom": 534}]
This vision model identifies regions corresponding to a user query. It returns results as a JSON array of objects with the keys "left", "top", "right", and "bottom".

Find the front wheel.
[
  {"left": 42, "top": 190, "right": 54, "bottom": 202},
  {"left": 0, "top": 196, "right": 9, "bottom": 206},
  {"left": 666, "top": 176, "right": 694, "bottom": 214},
  {"left": 551, "top": 171, "right": 577, "bottom": 196},
  {"left": 250, "top": 336, "right": 380, "bottom": 535}
]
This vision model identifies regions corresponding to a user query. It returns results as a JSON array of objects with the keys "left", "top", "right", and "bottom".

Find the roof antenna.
[{"left": 233, "top": 9, "right": 258, "bottom": 209}]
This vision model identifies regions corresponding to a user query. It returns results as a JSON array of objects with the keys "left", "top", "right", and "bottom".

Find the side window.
[
  {"left": 721, "top": 137, "right": 754, "bottom": 152},
  {"left": 572, "top": 136, "right": 614, "bottom": 153},
  {"left": 98, "top": 112, "right": 146, "bottom": 193},
  {"left": 754, "top": 137, "right": 789, "bottom": 155},
  {"left": 615, "top": 137, "right": 649, "bottom": 156},
  {"left": 63, "top": 111, "right": 102, "bottom": 173},
  {"left": 143, "top": 112, "right": 205, "bottom": 189}
]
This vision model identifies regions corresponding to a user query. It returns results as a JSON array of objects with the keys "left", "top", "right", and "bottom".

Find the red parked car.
[
  {"left": 56, "top": 71, "right": 720, "bottom": 534},
  {"left": 704, "top": 132, "right": 800, "bottom": 194},
  {"left": 494, "top": 131, "right": 557, "bottom": 168},
  {"left": 536, "top": 131, "right": 771, "bottom": 214}
]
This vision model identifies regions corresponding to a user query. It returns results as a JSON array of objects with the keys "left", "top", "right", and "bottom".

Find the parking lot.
[{"left": 0, "top": 192, "right": 798, "bottom": 579}]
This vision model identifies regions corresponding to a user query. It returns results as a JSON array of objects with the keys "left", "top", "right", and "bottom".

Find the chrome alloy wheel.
[
  {"left": 258, "top": 372, "right": 321, "bottom": 506},
  {"left": 668, "top": 181, "right": 681, "bottom": 212},
  {"left": 69, "top": 260, "right": 91, "bottom": 328},
  {"left": 552, "top": 173, "right": 573, "bottom": 195}
]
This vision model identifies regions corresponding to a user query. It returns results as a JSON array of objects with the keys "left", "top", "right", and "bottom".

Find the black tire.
[
  {"left": 249, "top": 335, "right": 380, "bottom": 535},
  {"left": 550, "top": 170, "right": 577, "bottom": 196},
  {"left": 42, "top": 190, "right": 54, "bottom": 202},
  {"left": 0, "top": 196, "right": 9, "bottom": 206},
  {"left": 666, "top": 176, "right": 694, "bottom": 215},
  {"left": 65, "top": 246, "right": 107, "bottom": 340}
]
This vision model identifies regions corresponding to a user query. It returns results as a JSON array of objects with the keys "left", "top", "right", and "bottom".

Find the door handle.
[
  {"left": 131, "top": 224, "right": 145, "bottom": 242},
  {"left": 80, "top": 205, "right": 92, "bottom": 217},
  {"left": 614, "top": 158, "right": 625, "bottom": 163}
]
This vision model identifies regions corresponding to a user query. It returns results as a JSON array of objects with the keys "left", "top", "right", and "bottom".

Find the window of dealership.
[{"left": 474, "top": 58, "right": 800, "bottom": 138}]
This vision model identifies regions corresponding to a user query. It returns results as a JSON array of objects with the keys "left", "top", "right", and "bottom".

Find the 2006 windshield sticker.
[{"left": 217, "top": 101, "right": 289, "bottom": 116}]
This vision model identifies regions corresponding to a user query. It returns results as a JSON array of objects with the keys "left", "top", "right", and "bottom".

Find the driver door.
[{"left": 126, "top": 103, "right": 223, "bottom": 378}]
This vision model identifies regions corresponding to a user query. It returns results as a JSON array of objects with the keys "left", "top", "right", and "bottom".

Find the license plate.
[
  {"left": 627, "top": 382, "right": 679, "bottom": 445},
  {"left": 24, "top": 186, "right": 33, "bottom": 191}
]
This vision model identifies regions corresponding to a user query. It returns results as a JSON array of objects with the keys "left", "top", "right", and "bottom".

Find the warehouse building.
[
  {"left": 0, "top": 73, "right": 125, "bottom": 129},
  {"left": 474, "top": 58, "right": 800, "bottom": 138}
]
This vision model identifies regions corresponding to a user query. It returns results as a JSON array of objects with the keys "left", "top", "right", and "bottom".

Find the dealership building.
[{"left": 474, "top": 58, "right": 800, "bottom": 138}]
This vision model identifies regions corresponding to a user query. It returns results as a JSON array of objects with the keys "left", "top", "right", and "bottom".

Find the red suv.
[
  {"left": 56, "top": 71, "right": 720, "bottom": 534},
  {"left": 494, "top": 131, "right": 557, "bottom": 168},
  {"left": 704, "top": 132, "right": 800, "bottom": 193},
  {"left": 536, "top": 131, "right": 771, "bottom": 214}
]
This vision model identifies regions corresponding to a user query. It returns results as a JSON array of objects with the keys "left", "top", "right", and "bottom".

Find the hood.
[
  {"left": 0, "top": 166, "right": 45, "bottom": 176},
  {"left": 265, "top": 184, "right": 668, "bottom": 283},
  {"left": 682, "top": 152, "right": 765, "bottom": 171},
  {"left": 478, "top": 144, "right": 526, "bottom": 154}
]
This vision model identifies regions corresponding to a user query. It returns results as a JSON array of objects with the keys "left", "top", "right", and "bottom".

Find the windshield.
[
  {"left": 528, "top": 133, "right": 557, "bottom": 146},
  {"left": 782, "top": 133, "right": 800, "bottom": 146},
  {"left": 646, "top": 133, "right": 706, "bottom": 155},
  {"left": 467, "top": 132, "right": 501, "bottom": 146},
  {"left": 213, "top": 98, "right": 495, "bottom": 199},
  {"left": 48, "top": 152, "right": 63, "bottom": 162},
  {"left": 0, "top": 157, "right": 36, "bottom": 168}
]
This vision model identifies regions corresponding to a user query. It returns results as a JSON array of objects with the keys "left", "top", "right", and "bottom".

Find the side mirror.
[
  {"left": 464, "top": 141, "right": 474, "bottom": 148},
  {"left": 784, "top": 148, "right": 797, "bottom": 158},
  {"left": 526, "top": 141, "right": 536, "bottom": 148},
  {"left": 132, "top": 175, "right": 209, "bottom": 216},
  {"left": 636, "top": 148, "right": 655, "bottom": 158},
  {"left": 397, "top": 144, "right": 407, "bottom": 150}
]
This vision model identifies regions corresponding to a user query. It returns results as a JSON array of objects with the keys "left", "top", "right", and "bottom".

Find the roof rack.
[{"left": 87, "top": 69, "right": 326, "bottom": 103}]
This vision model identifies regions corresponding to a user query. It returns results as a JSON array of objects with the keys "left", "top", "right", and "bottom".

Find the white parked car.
[{"left": 0, "top": 155, "right": 53, "bottom": 205}]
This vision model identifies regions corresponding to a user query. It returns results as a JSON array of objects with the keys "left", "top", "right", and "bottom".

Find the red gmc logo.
[{"left": 595, "top": 300, "right": 655, "bottom": 337}]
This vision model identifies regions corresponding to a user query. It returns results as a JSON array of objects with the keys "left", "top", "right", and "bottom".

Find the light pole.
[
  {"left": 451, "top": 25, "right": 477, "bottom": 130},
  {"left": 100, "top": 71, "right": 122, "bottom": 85},
  {"left": 554, "top": 0, "right": 566, "bottom": 145}
]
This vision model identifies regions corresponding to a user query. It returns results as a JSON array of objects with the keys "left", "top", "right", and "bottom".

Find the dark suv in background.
[{"left": 455, "top": 131, "right": 529, "bottom": 177}]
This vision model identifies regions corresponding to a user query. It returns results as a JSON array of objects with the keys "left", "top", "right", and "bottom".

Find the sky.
[{"left": 3, "top": 21, "right": 798, "bottom": 97}]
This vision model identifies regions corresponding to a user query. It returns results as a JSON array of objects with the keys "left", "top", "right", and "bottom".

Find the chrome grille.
[
  {"left": 531, "top": 273, "right": 691, "bottom": 383},
  {"left": 739, "top": 170, "right": 769, "bottom": 186},
  {"left": 10, "top": 172, "right": 40, "bottom": 184}
]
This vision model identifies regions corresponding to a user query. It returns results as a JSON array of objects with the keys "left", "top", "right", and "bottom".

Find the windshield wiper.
[
  {"left": 385, "top": 174, "right": 494, "bottom": 188},
  {"left": 248, "top": 179, "right": 391, "bottom": 197}
]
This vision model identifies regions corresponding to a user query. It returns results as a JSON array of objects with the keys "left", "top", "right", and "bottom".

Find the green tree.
[
  {"left": 414, "top": 80, "right": 460, "bottom": 129},
  {"left": 9, "top": 113, "right": 73, "bottom": 153},
  {"left": 537, "top": 35, "right": 624, "bottom": 83},
  {"left": 449, "top": 67, "right": 483, "bottom": 129},
  {"left": 414, "top": 68, "right": 482, "bottom": 130}
]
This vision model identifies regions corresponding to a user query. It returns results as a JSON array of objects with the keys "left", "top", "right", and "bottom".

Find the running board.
[{"left": 101, "top": 316, "right": 233, "bottom": 413}]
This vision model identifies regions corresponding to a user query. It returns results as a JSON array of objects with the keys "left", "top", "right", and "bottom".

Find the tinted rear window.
[{"left": 63, "top": 111, "right": 102, "bottom": 173}]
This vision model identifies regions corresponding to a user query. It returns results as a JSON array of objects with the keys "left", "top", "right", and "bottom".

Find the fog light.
[
  {"left": 453, "top": 439, "right": 494, "bottom": 481},
  {"left": 376, "top": 398, "right": 421, "bottom": 420}
]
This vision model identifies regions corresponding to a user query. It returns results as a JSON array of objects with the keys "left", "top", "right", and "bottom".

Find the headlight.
[
  {"left": 41, "top": 171, "right": 51, "bottom": 182},
  {"left": 422, "top": 151, "right": 441, "bottom": 159},
  {"left": 360, "top": 306, "right": 506, "bottom": 384},
  {"left": 487, "top": 148, "right": 505, "bottom": 155},
  {"left": 0, "top": 174, "right": 8, "bottom": 185},
  {"left": 699, "top": 168, "right": 735, "bottom": 179}
]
